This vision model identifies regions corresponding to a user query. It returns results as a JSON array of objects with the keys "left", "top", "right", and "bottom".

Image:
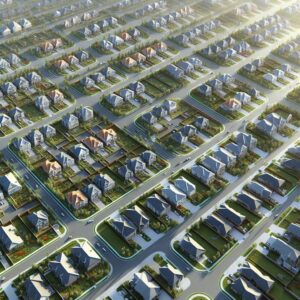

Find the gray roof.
[
  {"left": 236, "top": 192, "right": 262, "bottom": 211},
  {"left": 281, "top": 158, "right": 300, "bottom": 173},
  {"left": 216, "top": 203, "right": 246, "bottom": 226},
  {"left": 0, "top": 172, "right": 22, "bottom": 193},
  {"left": 247, "top": 181, "right": 272, "bottom": 199},
  {"left": 159, "top": 263, "right": 183, "bottom": 286},
  {"left": 180, "top": 236, "right": 205, "bottom": 257},
  {"left": 146, "top": 194, "right": 170, "bottom": 215},
  {"left": 231, "top": 277, "right": 262, "bottom": 300},
  {"left": 214, "top": 148, "right": 236, "bottom": 165},
  {"left": 28, "top": 210, "right": 48, "bottom": 227},
  {"left": 205, "top": 214, "right": 232, "bottom": 237},
  {"left": 225, "top": 142, "right": 247, "bottom": 157},
  {"left": 236, "top": 132, "right": 257, "bottom": 149},
  {"left": 202, "top": 156, "right": 225, "bottom": 174},
  {"left": 287, "top": 223, "right": 300, "bottom": 239},
  {"left": 174, "top": 176, "right": 196, "bottom": 196},
  {"left": 112, "top": 218, "right": 136, "bottom": 239},
  {"left": 133, "top": 271, "right": 160, "bottom": 300},
  {"left": 25, "top": 273, "right": 53, "bottom": 300},
  {"left": 124, "top": 205, "right": 149, "bottom": 229},
  {"left": 191, "top": 164, "right": 215, "bottom": 183},
  {"left": 257, "top": 173, "right": 285, "bottom": 191}
]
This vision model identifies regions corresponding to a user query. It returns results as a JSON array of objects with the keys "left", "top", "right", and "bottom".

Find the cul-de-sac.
[{"left": 0, "top": 0, "right": 299, "bottom": 299}]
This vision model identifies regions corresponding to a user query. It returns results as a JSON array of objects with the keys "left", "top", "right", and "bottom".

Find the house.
[
  {"left": 75, "top": 50, "right": 89, "bottom": 62},
  {"left": 236, "top": 192, "right": 262, "bottom": 212},
  {"left": 0, "top": 113, "right": 12, "bottom": 128},
  {"left": 70, "top": 143, "right": 90, "bottom": 161},
  {"left": 109, "top": 35, "right": 124, "bottom": 46},
  {"left": 142, "top": 112, "right": 157, "bottom": 125},
  {"left": 26, "top": 72, "right": 42, "bottom": 85},
  {"left": 1, "top": 82, "right": 17, "bottom": 95},
  {"left": 195, "top": 116, "right": 209, "bottom": 129},
  {"left": 153, "top": 41, "right": 167, "bottom": 52},
  {"left": 214, "top": 148, "right": 237, "bottom": 167},
  {"left": 243, "top": 63, "right": 257, "bottom": 73},
  {"left": 13, "top": 76, "right": 29, "bottom": 90},
  {"left": 236, "top": 132, "right": 257, "bottom": 151},
  {"left": 111, "top": 218, "right": 136, "bottom": 240},
  {"left": 160, "top": 264, "right": 184, "bottom": 288},
  {"left": 13, "top": 137, "right": 31, "bottom": 153},
  {"left": 140, "top": 150, "right": 156, "bottom": 166},
  {"left": 268, "top": 236, "right": 300, "bottom": 271},
  {"left": 48, "top": 89, "right": 64, "bottom": 104},
  {"left": 35, "top": 95, "right": 50, "bottom": 112},
  {"left": 221, "top": 98, "right": 242, "bottom": 111},
  {"left": 56, "top": 152, "right": 75, "bottom": 169},
  {"left": 231, "top": 277, "right": 262, "bottom": 300},
  {"left": 240, "top": 261, "right": 274, "bottom": 293},
  {"left": 287, "top": 146, "right": 300, "bottom": 158},
  {"left": 172, "top": 131, "right": 188, "bottom": 144},
  {"left": 216, "top": 204, "right": 246, "bottom": 226},
  {"left": 180, "top": 236, "right": 205, "bottom": 261},
  {"left": 219, "top": 73, "right": 234, "bottom": 85},
  {"left": 119, "top": 32, "right": 132, "bottom": 41},
  {"left": 273, "top": 69, "right": 285, "bottom": 78},
  {"left": 281, "top": 158, "right": 300, "bottom": 174},
  {"left": 8, "top": 54, "right": 21, "bottom": 66},
  {"left": 198, "top": 84, "right": 212, "bottom": 96},
  {"left": 265, "top": 113, "right": 288, "bottom": 130},
  {"left": 100, "top": 39, "right": 113, "bottom": 50},
  {"left": 8, "top": 21, "right": 22, "bottom": 32},
  {"left": 106, "top": 93, "right": 124, "bottom": 107},
  {"left": 146, "top": 194, "right": 170, "bottom": 217},
  {"left": 161, "top": 185, "right": 186, "bottom": 207},
  {"left": 42, "top": 160, "right": 62, "bottom": 178},
  {"left": 142, "top": 47, "right": 156, "bottom": 58},
  {"left": 25, "top": 273, "right": 53, "bottom": 300},
  {"left": 28, "top": 210, "right": 49, "bottom": 231},
  {"left": 72, "top": 241, "right": 101, "bottom": 271},
  {"left": 162, "top": 100, "right": 177, "bottom": 113},
  {"left": 148, "top": 19, "right": 160, "bottom": 30},
  {"left": 122, "top": 57, "right": 137, "bottom": 68},
  {"left": 27, "top": 129, "right": 44, "bottom": 146},
  {"left": 0, "top": 26, "right": 11, "bottom": 36},
  {"left": 81, "top": 77, "right": 95, "bottom": 89},
  {"left": 209, "top": 79, "right": 223, "bottom": 91},
  {"left": 202, "top": 156, "right": 226, "bottom": 176},
  {"left": 40, "top": 125, "right": 56, "bottom": 139},
  {"left": 247, "top": 182, "right": 273, "bottom": 200},
  {"left": 80, "top": 27, "right": 92, "bottom": 37},
  {"left": 82, "top": 136, "right": 103, "bottom": 153},
  {"left": 256, "top": 119, "right": 277, "bottom": 137},
  {"left": 0, "top": 58, "right": 10, "bottom": 70},
  {"left": 128, "top": 28, "right": 141, "bottom": 38},
  {"left": 177, "top": 61, "right": 194, "bottom": 74},
  {"left": 9, "top": 107, "right": 25, "bottom": 122},
  {"left": 263, "top": 73, "right": 277, "bottom": 84},
  {"left": 189, "top": 57, "right": 202, "bottom": 69},
  {"left": 129, "top": 81, "right": 145, "bottom": 94},
  {"left": 49, "top": 253, "right": 79, "bottom": 287},
  {"left": 205, "top": 214, "right": 232, "bottom": 237},
  {"left": 82, "top": 184, "right": 102, "bottom": 202},
  {"left": 191, "top": 165, "right": 215, "bottom": 185},
  {"left": 166, "top": 64, "right": 184, "bottom": 79},
  {"left": 98, "top": 128, "right": 117, "bottom": 146},
  {"left": 77, "top": 106, "right": 94, "bottom": 122},
  {"left": 127, "top": 157, "right": 146, "bottom": 173},
  {"left": 62, "top": 114, "right": 79, "bottom": 130},
  {"left": 66, "top": 190, "right": 88, "bottom": 210},
  {"left": 119, "top": 88, "right": 135, "bottom": 101},
  {"left": 133, "top": 272, "right": 160, "bottom": 300},
  {"left": 94, "top": 174, "right": 115, "bottom": 193},
  {"left": 118, "top": 165, "right": 134, "bottom": 180},
  {"left": 180, "top": 125, "right": 197, "bottom": 137},
  {"left": 0, "top": 224, "right": 23, "bottom": 251},
  {"left": 174, "top": 34, "right": 189, "bottom": 46},
  {"left": 54, "top": 59, "right": 69, "bottom": 70},
  {"left": 257, "top": 173, "right": 285, "bottom": 193},
  {"left": 90, "top": 73, "right": 105, "bottom": 83},
  {"left": 124, "top": 205, "right": 149, "bottom": 232},
  {"left": 174, "top": 176, "right": 196, "bottom": 197},
  {"left": 225, "top": 142, "right": 248, "bottom": 158},
  {"left": 235, "top": 92, "right": 251, "bottom": 105},
  {"left": 287, "top": 223, "right": 300, "bottom": 240},
  {"left": 152, "top": 106, "right": 168, "bottom": 118},
  {"left": 0, "top": 172, "right": 22, "bottom": 195},
  {"left": 66, "top": 55, "right": 79, "bottom": 65}
]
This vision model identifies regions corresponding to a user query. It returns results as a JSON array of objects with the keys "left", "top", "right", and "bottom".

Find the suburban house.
[
  {"left": 122, "top": 57, "right": 137, "bottom": 68},
  {"left": 236, "top": 192, "right": 262, "bottom": 212},
  {"left": 90, "top": 73, "right": 105, "bottom": 83},
  {"left": 216, "top": 204, "right": 246, "bottom": 227},
  {"left": 205, "top": 214, "right": 232, "bottom": 237},
  {"left": 119, "top": 88, "right": 135, "bottom": 101},
  {"left": 94, "top": 174, "right": 115, "bottom": 193},
  {"left": 98, "top": 128, "right": 117, "bottom": 146},
  {"left": 118, "top": 165, "right": 134, "bottom": 181},
  {"left": 281, "top": 158, "right": 300, "bottom": 174},
  {"left": 48, "top": 89, "right": 64, "bottom": 103},
  {"left": 247, "top": 181, "right": 273, "bottom": 201},
  {"left": 140, "top": 150, "right": 156, "bottom": 166},
  {"left": 235, "top": 92, "right": 251, "bottom": 105},
  {"left": 127, "top": 157, "right": 146, "bottom": 174},
  {"left": 82, "top": 184, "right": 102, "bottom": 203},
  {"left": 77, "top": 106, "right": 94, "bottom": 122},
  {"left": 25, "top": 273, "right": 53, "bottom": 300},
  {"left": 0, "top": 172, "right": 22, "bottom": 195},
  {"left": 225, "top": 142, "right": 248, "bottom": 158},
  {"left": 49, "top": 253, "right": 79, "bottom": 287},
  {"left": 161, "top": 185, "right": 186, "bottom": 207},
  {"left": 62, "top": 114, "right": 79, "bottom": 130},
  {"left": 66, "top": 190, "right": 89, "bottom": 210},
  {"left": 35, "top": 95, "right": 50, "bottom": 112},
  {"left": 111, "top": 218, "right": 136, "bottom": 241},
  {"left": 0, "top": 113, "right": 12, "bottom": 127},
  {"left": 132, "top": 272, "right": 161, "bottom": 300},
  {"left": 177, "top": 61, "right": 194, "bottom": 74},
  {"left": 129, "top": 81, "right": 145, "bottom": 94},
  {"left": 213, "top": 148, "right": 237, "bottom": 167},
  {"left": 195, "top": 116, "right": 209, "bottom": 129},
  {"left": 81, "top": 77, "right": 95, "bottom": 89},
  {"left": 256, "top": 173, "right": 285, "bottom": 193},
  {"left": 106, "top": 93, "right": 124, "bottom": 107},
  {"left": 72, "top": 241, "right": 101, "bottom": 271},
  {"left": 235, "top": 132, "right": 257, "bottom": 151},
  {"left": 174, "top": 176, "right": 196, "bottom": 197},
  {"left": 180, "top": 235, "right": 206, "bottom": 261},
  {"left": 142, "top": 112, "right": 157, "bottom": 125},
  {"left": 13, "top": 137, "right": 31, "bottom": 153},
  {"left": 70, "top": 143, "right": 90, "bottom": 161},
  {"left": 287, "top": 223, "right": 300, "bottom": 240},
  {"left": 202, "top": 156, "right": 226, "bottom": 176},
  {"left": 191, "top": 164, "right": 215, "bottom": 185},
  {"left": 42, "top": 160, "right": 62, "bottom": 178},
  {"left": 146, "top": 194, "right": 170, "bottom": 217},
  {"left": 124, "top": 205, "right": 149, "bottom": 233},
  {"left": 159, "top": 264, "right": 184, "bottom": 289},
  {"left": 28, "top": 210, "right": 49, "bottom": 231},
  {"left": 166, "top": 64, "right": 184, "bottom": 79},
  {"left": 267, "top": 236, "right": 300, "bottom": 272},
  {"left": 172, "top": 131, "right": 188, "bottom": 144},
  {"left": 56, "top": 152, "right": 75, "bottom": 169},
  {"left": 240, "top": 261, "right": 274, "bottom": 293},
  {"left": 198, "top": 84, "right": 212, "bottom": 96},
  {"left": 162, "top": 100, "right": 177, "bottom": 113},
  {"left": 27, "top": 129, "right": 44, "bottom": 146},
  {"left": 231, "top": 277, "right": 262, "bottom": 300},
  {"left": 221, "top": 98, "right": 241, "bottom": 112},
  {"left": 82, "top": 136, "right": 103, "bottom": 153},
  {"left": 0, "top": 224, "right": 24, "bottom": 251}
]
